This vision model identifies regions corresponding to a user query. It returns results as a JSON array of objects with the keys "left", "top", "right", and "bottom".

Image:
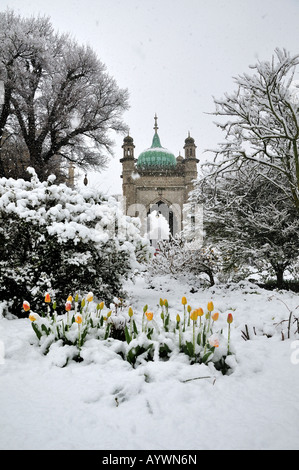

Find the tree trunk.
[{"left": 275, "top": 266, "right": 285, "bottom": 289}]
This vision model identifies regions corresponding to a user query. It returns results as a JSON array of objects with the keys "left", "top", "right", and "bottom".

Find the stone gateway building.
[{"left": 120, "top": 115, "right": 199, "bottom": 241}]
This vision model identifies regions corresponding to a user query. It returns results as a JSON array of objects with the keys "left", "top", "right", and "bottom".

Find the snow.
[{"left": 0, "top": 273, "right": 299, "bottom": 450}]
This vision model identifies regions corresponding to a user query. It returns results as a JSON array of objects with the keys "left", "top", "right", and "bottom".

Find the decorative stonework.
[{"left": 120, "top": 116, "right": 199, "bottom": 239}]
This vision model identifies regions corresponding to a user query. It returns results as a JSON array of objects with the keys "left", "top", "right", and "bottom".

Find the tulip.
[
  {"left": 190, "top": 310, "right": 198, "bottom": 349},
  {"left": 45, "top": 293, "right": 51, "bottom": 303},
  {"left": 176, "top": 314, "right": 182, "bottom": 348},
  {"left": 182, "top": 296, "right": 187, "bottom": 331},
  {"left": 128, "top": 306, "right": 133, "bottom": 317},
  {"left": 29, "top": 312, "right": 39, "bottom": 322},
  {"left": 145, "top": 311, "right": 153, "bottom": 321},
  {"left": 208, "top": 334, "right": 220, "bottom": 348},
  {"left": 23, "top": 301, "right": 30, "bottom": 312},
  {"left": 142, "top": 305, "right": 148, "bottom": 332},
  {"left": 99, "top": 301, "right": 104, "bottom": 310},
  {"left": 227, "top": 313, "right": 233, "bottom": 355},
  {"left": 190, "top": 310, "right": 198, "bottom": 322},
  {"left": 86, "top": 292, "right": 93, "bottom": 302},
  {"left": 207, "top": 301, "right": 214, "bottom": 312},
  {"left": 187, "top": 304, "right": 192, "bottom": 326},
  {"left": 197, "top": 307, "right": 204, "bottom": 327},
  {"left": 75, "top": 313, "right": 83, "bottom": 351},
  {"left": 67, "top": 295, "right": 73, "bottom": 302},
  {"left": 212, "top": 312, "right": 219, "bottom": 322},
  {"left": 227, "top": 313, "right": 233, "bottom": 324}
]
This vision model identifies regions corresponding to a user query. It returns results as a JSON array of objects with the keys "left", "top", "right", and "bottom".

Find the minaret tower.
[
  {"left": 183, "top": 132, "right": 199, "bottom": 199},
  {"left": 120, "top": 134, "right": 136, "bottom": 213}
]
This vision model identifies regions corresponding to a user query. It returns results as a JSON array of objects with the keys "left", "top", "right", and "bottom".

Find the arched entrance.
[{"left": 147, "top": 200, "right": 180, "bottom": 246}]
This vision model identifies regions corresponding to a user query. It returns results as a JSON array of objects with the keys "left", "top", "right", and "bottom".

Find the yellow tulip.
[
  {"left": 207, "top": 301, "right": 214, "bottom": 312},
  {"left": 75, "top": 313, "right": 82, "bottom": 324},
  {"left": 86, "top": 292, "right": 93, "bottom": 302},
  {"left": 128, "top": 306, "right": 133, "bottom": 317},
  {"left": 190, "top": 310, "right": 198, "bottom": 322},
  {"left": 145, "top": 311, "right": 153, "bottom": 321},
  {"left": 29, "top": 312, "right": 40, "bottom": 322},
  {"left": 182, "top": 296, "right": 187, "bottom": 305}
]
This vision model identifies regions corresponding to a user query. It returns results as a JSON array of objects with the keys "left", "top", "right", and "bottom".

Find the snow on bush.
[
  {"left": 0, "top": 168, "right": 151, "bottom": 317},
  {"left": 24, "top": 291, "right": 236, "bottom": 375}
]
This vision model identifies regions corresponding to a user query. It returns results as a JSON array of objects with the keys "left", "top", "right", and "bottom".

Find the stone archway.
[{"left": 146, "top": 199, "right": 181, "bottom": 247}]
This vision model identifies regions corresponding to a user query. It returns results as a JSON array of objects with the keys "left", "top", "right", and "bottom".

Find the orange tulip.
[
  {"left": 197, "top": 308, "right": 204, "bottom": 317},
  {"left": 45, "top": 293, "right": 51, "bottom": 303},
  {"left": 23, "top": 301, "right": 30, "bottom": 312},
  {"left": 182, "top": 296, "right": 187, "bottom": 305},
  {"left": 65, "top": 301, "right": 72, "bottom": 312},
  {"left": 227, "top": 313, "right": 233, "bottom": 324},
  {"left": 212, "top": 312, "right": 219, "bottom": 322}
]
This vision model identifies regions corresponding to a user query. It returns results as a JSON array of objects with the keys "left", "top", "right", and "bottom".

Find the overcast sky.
[{"left": 3, "top": 0, "right": 299, "bottom": 194}]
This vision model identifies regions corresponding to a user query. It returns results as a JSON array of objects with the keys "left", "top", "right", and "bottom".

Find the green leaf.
[
  {"left": 124, "top": 325, "right": 132, "bottom": 344},
  {"left": 31, "top": 322, "right": 42, "bottom": 340},
  {"left": 133, "top": 319, "right": 138, "bottom": 336},
  {"left": 202, "top": 347, "right": 215, "bottom": 364},
  {"left": 41, "top": 323, "right": 51, "bottom": 336}
]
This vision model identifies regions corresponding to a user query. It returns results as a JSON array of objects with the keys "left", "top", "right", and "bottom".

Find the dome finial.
[{"left": 154, "top": 114, "right": 159, "bottom": 134}]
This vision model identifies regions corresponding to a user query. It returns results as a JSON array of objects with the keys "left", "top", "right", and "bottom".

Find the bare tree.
[
  {"left": 0, "top": 10, "right": 129, "bottom": 180},
  {"left": 192, "top": 162, "right": 299, "bottom": 287},
  {"left": 210, "top": 48, "right": 299, "bottom": 212}
]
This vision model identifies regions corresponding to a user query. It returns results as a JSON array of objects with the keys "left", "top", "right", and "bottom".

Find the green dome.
[{"left": 137, "top": 129, "right": 177, "bottom": 169}]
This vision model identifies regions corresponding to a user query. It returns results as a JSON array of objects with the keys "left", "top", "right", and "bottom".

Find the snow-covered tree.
[
  {"left": 0, "top": 168, "right": 151, "bottom": 317},
  {"left": 192, "top": 161, "right": 299, "bottom": 287},
  {"left": 210, "top": 48, "right": 299, "bottom": 212},
  {"left": 151, "top": 234, "right": 219, "bottom": 286},
  {"left": 0, "top": 10, "right": 129, "bottom": 181}
]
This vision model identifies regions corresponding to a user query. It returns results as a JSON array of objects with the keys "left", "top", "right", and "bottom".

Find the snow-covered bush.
[
  {"left": 25, "top": 291, "right": 236, "bottom": 375},
  {"left": 0, "top": 169, "right": 151, "bottom": 317},
  {"left": 150, "top": 234, "right": 219, "bottom": 287}
]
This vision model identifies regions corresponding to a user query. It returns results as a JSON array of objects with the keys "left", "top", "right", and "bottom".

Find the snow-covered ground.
[{"left": 1, "top": 273, "right": 299, "bottom": 450}]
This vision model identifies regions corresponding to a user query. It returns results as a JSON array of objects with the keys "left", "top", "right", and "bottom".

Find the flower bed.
[{"left": 24, "top": 292, "right": 235, "bottom": 374}]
